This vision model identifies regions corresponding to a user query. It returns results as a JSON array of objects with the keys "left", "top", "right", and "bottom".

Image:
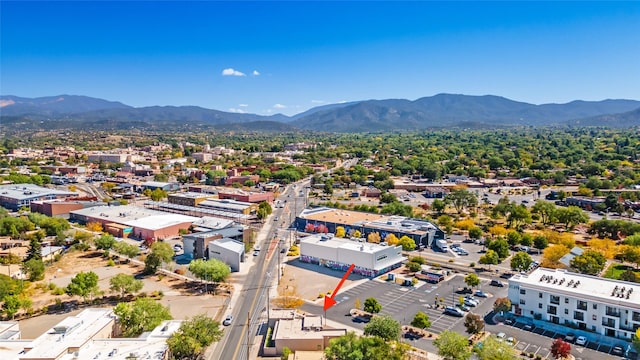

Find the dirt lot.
[
  {"left": 17, "top": 249, "right": 230, "bottom": 339},
  {"left": 276, "top": 258, "right": 369, "bottom": 303}
]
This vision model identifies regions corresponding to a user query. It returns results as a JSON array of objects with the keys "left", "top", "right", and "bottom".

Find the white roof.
[
  {"left": 210, "top": 238, "right": 245, "bottom": 253},
  {"left": 124, "top": 214, "right": 198, "bottom": 230},
  {"left": 199, "top": 199, "right": 252, "bottom": 211},
  {"left": 70, "top": 205, "right": 198, "bottom": 230},
  {"left": 511, "top": 267, "right": 640, "bottom": 309},
  {"left": 0, "top": 184, "right": 76, "bottom": 201}
]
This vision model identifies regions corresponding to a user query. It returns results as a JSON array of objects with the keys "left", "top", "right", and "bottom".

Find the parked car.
[
  {"left": 575, "top": 336, "right": 587, "bottom": 346},
  {"left": 457, "top": 303, "right": 471, "bottom": 312},
  {"left": 444, "top": 306, "right": 464, "bottom": 317},
  {"left": 464, "top": 299, "right": 478, "bottom": 307},
  {"left": 564, "top": 333, "right": 576, "bottom": 343},
  {"left": 496, "top": 332, "right": 506, "bottom": 341},
  {"left": 253, "top": 250, "right": 260, "bottom": 256},
  {"left": 474, "top": 290, "right": 488, "bottom": 298},
  {"left": 223, "top": 315, "right": 233, "bottom": 326},
  {"left": 457, "top": 249, "right": 469, "bottom": 256},
  {"left": 490, "top": 280, "right": 505, "bottom": 287},
  {"left": 611, "top": 345, "right": 625, "bottom": 356},
  {"left": 506, "top": 336, "right": 516, "bottom": 345},
  {"left": 523, "top": 324, "right": 534, "bottom": 331},
  {"left": 500, "top": 272, "right": 514, "bottom": 279}
]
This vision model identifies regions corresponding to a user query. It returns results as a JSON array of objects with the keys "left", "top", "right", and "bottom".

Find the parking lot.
[
  {"left": 491, "top": 319, "right": 628, "bottom": 360},
  {"left": 301, "top": 270, "right": 632, "bottom": 360}
]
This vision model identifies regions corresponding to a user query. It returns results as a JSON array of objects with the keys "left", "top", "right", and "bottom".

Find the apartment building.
[{"left": 508, "top": 268, "right": 640, "bottom": 343}]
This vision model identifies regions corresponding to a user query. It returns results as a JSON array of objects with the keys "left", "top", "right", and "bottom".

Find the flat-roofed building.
[
  {"left": 168, "top": 192, "right": 216, "bottom": 207},
  {"left": 199, "top": 199, "right": 257, "bottom": 215},
  {"left": 141, "top": 181, "right": 181, "bottom": 192},
  {"left": 508, "top": 268, "right": 640, "bottom": 347},
  {"left": 183, "top": 226, "right": 245, "bottom": 260},
  {"left": 208, "top": 237, "right": 245, "bottom": 272},
  {"left": 266, "top": 313, "right": 346, "bottom": 356},
  {"left": 299, "top": 234, "right": 405, "bottom": 277},
  {"left": 30, "top": 198, "right": 101, "bottom": 218},
  {"left": 87, "top": 153, "right": 128, "bottom": 163},
  {"left": 0, "top": 321, "right": 20, "bottom": 340},
  {"left": 70, "top": 205, "right": 198, "bottom": 241},
  {"left": 0, "top": 184, "right": 77, "bottom": 211},
  {"left": 296, "top": 207, "right": 444, "bottom": 248},
  {"left": 0, "top": 308, "right": 181, "bottom": 360},
  {"left": 218, "top": 190, "right": 274, "bottom": 204}
]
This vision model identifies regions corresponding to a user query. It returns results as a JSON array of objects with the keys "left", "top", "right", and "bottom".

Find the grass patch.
[{"left": 603, "top": 263, "right": 639, "bottom": 280}]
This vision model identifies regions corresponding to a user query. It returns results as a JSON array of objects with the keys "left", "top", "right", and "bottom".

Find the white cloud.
[
  {"left": 222, "top": 68, "right": 246, "bottom": 76},
  {"left": 228, "top": 108, "right": 246, "bottom": 113},
  {"left": 273, "top": 103, "right": 287, "bottom": 109},
  {"left": 239, "top": 104, "right": 249, "bottom": 107},
  {"left": 311, "top": 100, "right": 325, "bottom": 104},
  {"left": 252, "top": 70, "right": 260, "bottom": 76}
]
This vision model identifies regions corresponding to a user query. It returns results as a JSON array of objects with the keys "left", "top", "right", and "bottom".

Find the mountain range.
[{"left": 1, "top": 94, "right": 639, "bottom": 133}]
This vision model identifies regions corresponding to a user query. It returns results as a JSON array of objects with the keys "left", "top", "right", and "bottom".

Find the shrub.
[
  {"left": 318, "top": 293, "right": 325, "bottom": 299},
  {"left": 51, "top": 287, "right": 65, "bottom": 296},
  {"left": 469, "top": 262, "right": 476, "bottom": 267},
  {"left": 106, "top": 259, "right": 115, "bottom": 267}
]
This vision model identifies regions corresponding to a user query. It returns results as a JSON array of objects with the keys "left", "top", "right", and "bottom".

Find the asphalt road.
[{"left": 209, "top": 180, "right": 311, "bottom": 360}]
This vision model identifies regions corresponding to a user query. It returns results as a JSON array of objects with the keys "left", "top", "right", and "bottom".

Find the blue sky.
[{"left": 1, "top": 1, "right": 639, "bottom": 116}]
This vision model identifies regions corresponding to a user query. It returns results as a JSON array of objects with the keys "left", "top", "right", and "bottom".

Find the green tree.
[
  {"left": 406, "top": 261, "right": 421, "bottom": 272},
  {"left": 23, "top": 258, "right": 45, "bottom": 281},
  {"left": 556, "top": 206, "right": 589, "bottom": 230},
  {"left": 476, "top": 335, "right": 517, "bottom": 360},
  {"left": 468, "top": 227, "right": 483, "bottom": 240},
  {"left": 510, "top": 251, "right": 533, "bottom": 272},
  {"left": 493, "top": 297, "right": 511, "bottom": 314},
  {"left": 188, "top": 258, "right": 231, "bottom": 283},
  {"left": 464, "top": 273, "right": 480, "bottom": 288},
  {"left": 26, "top": 236, "right": 43, "bottom": 262},
  {"left": 488, "top": 238, "right": 510, "bottom": 259},
  {"left": 479, "top": 250, "right": 500, "bottom": 267},
  {"left": 507, "top": 204, "right": 532, "bottom": 229},
  {"left": 113, "top": 241, "right": 140, "bottom": 260},
  {"left": 167, "top": 314, "right": 223, "bottom": 360},
  {"left": 533, "top": 236, "right": 548, "bottom": 253},
  {"left": 66, "top": 271, "right": 100, "bottom": 302},
  {"left": 144, "top": 241, "right": 174, "bottom": 274},
  {"left": 398, "top": 236, "right": 416, "bottom": 251},
  {"left": 324, "top": 331, "right": 408, "bottom": 360},
  {"left": 94, "top": 234, "right": 115, "bottom": 250},
  {"left": 114, "top": 297, "right": 172, "bottom": 337},
  {"left": 363, "top": 315, "right": 401, "bottom": 341},
  {"left": 531, "top": 201, "right": 557, "bottom": 225},
  {"left": 434, "top": 330, "right": 472, "bottom": 360},
  {"left": 464, "top": 312, "right": 485, "bottom": 335},
  {"left": 2, "top": 295, "right": 22, "bottom": 319},
  {"left": 445, "top": 189, "right": 478, "bottom": 214},
  {"left": 570, "top": 250, "right": 606, "bottom": 275},
  {"left": 411, "top": 311, "right": 432, "bottom": 329},
  {"left": 432, "top": 199, "right": 446, "bottom": 213},
  {"left": 364, "top": 297, "right": 382, "bottom": 314},
  {"left": 150, "top": 188, "right": 168, "bottom": 201},
  {"left": 109, "top": 273, "right": 143, "bottom": 298}
]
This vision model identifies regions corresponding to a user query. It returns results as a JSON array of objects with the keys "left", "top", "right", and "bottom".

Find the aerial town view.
[{"left": 1, "top": 1, "right": 639, "bottom": 360}]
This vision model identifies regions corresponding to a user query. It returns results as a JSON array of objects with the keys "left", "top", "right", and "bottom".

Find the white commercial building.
[
  {"left": 508, "top": 268, "right": 640, "bottom": 344},
  {"left": 0, "top": 308, "right": 182, "bottom": 360},
  {"left": 299, "top": 234, "right": 405, "bottom": 277},
  {"left": 208, "top": 237, "right": 245, "bottom": 272}
]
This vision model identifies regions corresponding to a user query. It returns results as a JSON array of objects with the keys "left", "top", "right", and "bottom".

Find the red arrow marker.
[{"left": 323, "top": 263, "right": 355, "bottom": 311}]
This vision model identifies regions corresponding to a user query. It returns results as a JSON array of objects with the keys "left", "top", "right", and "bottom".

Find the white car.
[
  {"left": 575, "top": 336, "right": 587, "bottom": 346},
  {"left": 496, "top": 332, "right": 506, "bottom": 341},
  {"left": 222, "top": 315, "right": 233, "bottom": 326}
]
